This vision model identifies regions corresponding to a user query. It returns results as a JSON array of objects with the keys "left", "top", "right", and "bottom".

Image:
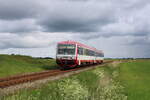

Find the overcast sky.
[{"left": 0, "top": 0, "right": 150, "bottom": 58}]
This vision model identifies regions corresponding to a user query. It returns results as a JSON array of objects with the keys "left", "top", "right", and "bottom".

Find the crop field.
[
  {"left": 0, "top": 54, "right": 57, "bottom": 77},
  {"left": 0, "top": 56, "right": 150, "bottom": 100}
]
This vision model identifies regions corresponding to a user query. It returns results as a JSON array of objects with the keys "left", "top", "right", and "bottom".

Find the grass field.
[
  {"left": 1, "top": 57, "right": 150, "bottom": 100},
  {"left": 118, "top": 60, "right": 150, "bottom": 100},
  {"left": 2, "top": 63, "right": 127, "bottom": 100},
  {"left": 0, "top": 54, "right": 57, "bottom": 77}
]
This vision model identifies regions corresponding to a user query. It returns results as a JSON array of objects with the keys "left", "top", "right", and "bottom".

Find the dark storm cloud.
[
  {"left": 0, "top": 0, "right": 150, "bottom": 34},
  {"left": 0, "top": 0, "right": 116, "bottom": 33},
  {"left": 0, "top": 0, "right": 39, "bottom": 20},
  {"left": 0, "top": 0, "right": 149, "bottom": 35},
  {"left": 38, "top": 1, "right": 116, "bottom": 32},
  {"left": 0, "top": 0, "right": 42, "bottom": 33},
  {"left": 39, "top": 16, "right": 113, "bottom": 32},
  {"left": 0, "top": 19, "right": 41, "bottom": 33}
]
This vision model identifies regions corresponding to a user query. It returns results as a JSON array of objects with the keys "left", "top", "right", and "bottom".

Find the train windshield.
[{"left": 57, "top": 44, "right": 75, "bottom": 55}]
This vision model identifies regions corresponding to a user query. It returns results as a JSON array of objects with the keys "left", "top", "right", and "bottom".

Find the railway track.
[{"left": 0, "top": 61, "right": 112, "bottom": 88}]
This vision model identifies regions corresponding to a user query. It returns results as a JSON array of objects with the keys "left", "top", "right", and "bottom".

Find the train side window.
[
  {"left": 91, "top": 51, "right": 94, "bottom": 56},
  {"left": 94, "top": 51, "right": 96, "bottom": 56},
  {"left": 77, "top": 47, "right": 80, "bottom": 55},
  {"left": 97, "top": 53, "right": 104, "bottom": 57},
  {"left": 78, "top": 47, "right": 83, "bottom": 55},
  {"left": 87, "top": 50, "right": 94, "bottom": 56},
  {"left": 89, "top": 50, "right": 91, "bottom": 56},
  {"left": 98, "top": 53, "right": 100, "bottom": 57},
  {"left": 85, "top": 49, "right": 88, "bottom": 56},
  {"left": 87, "top": 49, "right": 90, "bottom": 56},
  {"left": 83, "top": 48, "right": 86, "bottom": 55},
  {"left": 96, "top": 52, "right": 99, "bottom": 57},
  {"left": 81, "top": 48, "right": 83, "bottom": 55}
]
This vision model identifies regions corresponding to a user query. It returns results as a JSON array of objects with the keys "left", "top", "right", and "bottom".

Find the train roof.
[{"left": 58, "top": 40, "right": 103, "bottom": 53}]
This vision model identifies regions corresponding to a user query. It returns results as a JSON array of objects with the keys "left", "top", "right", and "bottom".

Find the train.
[{"left": 56, "top": 41, "right": 104, "bottom": 69}]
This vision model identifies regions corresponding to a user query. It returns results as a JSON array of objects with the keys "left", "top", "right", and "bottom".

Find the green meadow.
[
  {"left": 0, "top": 55, "right": 150, "bottom": 100},
  {"left": 0, "top": 54, "right": 57, "bottom": 77},
  {"left": 118, "top": 59, "right": 150, "bottom": 100}
]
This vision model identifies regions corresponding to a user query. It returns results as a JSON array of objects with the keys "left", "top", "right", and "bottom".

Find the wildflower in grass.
[
  {"left": 93, "top": 69, "right": 105, "bottom": 79},
  {"left": 111, "top": 61, "right": 121, "bottom": 68},
  {"left": 58, "top": 79, "right": 88, "bottom": 100},
  {"left": 3, "top": 90, "right": 40, "bottom": 100},
  {"left": 95, "top": 79, "right": 127, "bottom": 100},
  {"left": 112, "top": 71, "right": 119, "bottom": 78},
  {"left": 90, "top": 68, "right": 127, "bottom": 100}
]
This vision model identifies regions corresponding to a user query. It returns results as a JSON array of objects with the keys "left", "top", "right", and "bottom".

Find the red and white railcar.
[{"left": 56, "top": 41, "right": 104, "bottom": 69}]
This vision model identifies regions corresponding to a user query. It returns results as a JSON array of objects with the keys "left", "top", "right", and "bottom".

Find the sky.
[{"left": 0, "top": 0, "right": 150, "bottom": 58}]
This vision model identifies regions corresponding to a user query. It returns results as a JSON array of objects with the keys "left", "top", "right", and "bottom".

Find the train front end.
[{"left": 56, "top": 42, "right": 77, "bottom": 69}]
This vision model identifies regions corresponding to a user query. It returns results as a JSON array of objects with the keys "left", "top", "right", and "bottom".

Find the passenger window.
[{"left": 78, "top": 47, "right": 83, "bottom": 55}]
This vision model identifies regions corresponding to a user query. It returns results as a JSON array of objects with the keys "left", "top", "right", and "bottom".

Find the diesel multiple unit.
[{"left": 56, "top": 41, "right": 104, "bottom": 69}]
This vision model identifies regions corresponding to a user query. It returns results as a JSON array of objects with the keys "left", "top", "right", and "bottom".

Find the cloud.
[
  {"left": 123, "top": 35, "right": 150, "bottom": 46},
  {"left": 38, "top": 1, "right": 116, "bottom": 32},
  {"left": 0, "top": 0, "right": 150, "bottom": 58},
  {"left": 100, "top": 4, "right": 150, "bottom": 36},
  {"left": 0, "top": 19, "right": 41, "bottom": 33},
  {"left": 85, "top": 35, "right": 150, "bottom": 58},
  {"left": 0, "top": 0, "right": 40, "bottom": 20},
  {"left": 0, "top": 0, "right": 116, "bottom": 33},
  {"left": 0, "top": 0, "right": 150, "bottom": 35},
  {"left": 0, "top": 32, "right": 75, "bottom": 49}
]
